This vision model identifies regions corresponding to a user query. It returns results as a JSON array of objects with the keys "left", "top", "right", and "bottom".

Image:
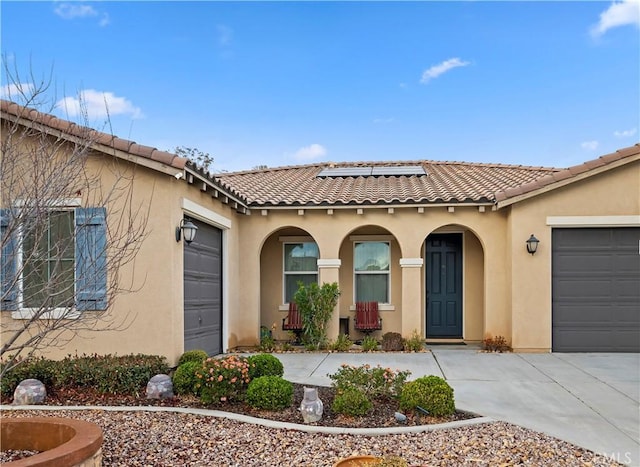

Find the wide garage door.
[
  {"left": 552, "top": 227, "right": 640, "bottom": 352},
  {"left": 184, "top": 219, "right": 223, "bottom": 356}
]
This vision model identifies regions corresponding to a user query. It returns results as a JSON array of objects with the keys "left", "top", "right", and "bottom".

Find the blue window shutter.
[
  {"left": 1, "top": 209, "right": 18, "bottom": 310},
  {"left": 75, "top": 207, "right": 107, "bottom": 311}
]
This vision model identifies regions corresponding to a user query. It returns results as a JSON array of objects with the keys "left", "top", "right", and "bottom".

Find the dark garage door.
[
  {"left": 184, "top": 219, "right": 223, "bottom": 356},
  {"left": 552, "top": 228, "right": 640, "bottom": 352}
]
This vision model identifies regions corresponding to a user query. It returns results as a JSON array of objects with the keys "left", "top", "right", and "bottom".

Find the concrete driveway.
[{"left": 276, "top": 349, "right": 640, "bottom": 466}]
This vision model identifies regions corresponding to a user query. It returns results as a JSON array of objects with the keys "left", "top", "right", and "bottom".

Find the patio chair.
[
  {"left": 354, "top": 301, "right": 382, "bottom": 335},
  {"left": 282, "top": 301, "right": 303, "bottom": 342}
]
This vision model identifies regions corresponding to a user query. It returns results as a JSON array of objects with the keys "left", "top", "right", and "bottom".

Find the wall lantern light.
[
  {"left": 526, "top": 234, "right": 540, "bottom": 255},
  {"left": 176, "top": 218, "right": 198, "bottom": 244}
]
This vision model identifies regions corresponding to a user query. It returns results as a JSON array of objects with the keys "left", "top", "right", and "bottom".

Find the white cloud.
[
  {"left": 56, "top": 90, "right": 143, "bottom": 119},
  {"left": 420, "top": 57, "right": 470, "bottom": 84},
  {"left": 581, "top": 140, "right": 599, "bottom": 151},
  {"left": 590, "top": 0, "right": 640, "bottom": 37},
  {"left": 0, "top": 82, "right": 35, "bottom": 100},
  {"left": 294, "top": 143, "right": 327, "bottom": 161},
  {"left": 54, "top": 3, "right": 109, "bottom": 26},
  {"left": 614, "top": 127, "right": 637, "bottom": 137}
]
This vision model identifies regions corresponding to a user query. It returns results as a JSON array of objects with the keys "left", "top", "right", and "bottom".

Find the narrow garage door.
[
  {"left": 552, "top": 228, "right": 640, "bottom": 352},
  {"left": 184, "top": 219, "right": 223, "bottom": 356}
]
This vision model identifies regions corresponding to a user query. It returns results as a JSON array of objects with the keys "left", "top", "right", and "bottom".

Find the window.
[
  {"left": 1, "top": 207, "right": 107, "bottom": 313},
  {"left": 283, "top": 242, "right": 318, "bottom": 303},
  {"left": 354, "top": 241, "right": 390, "bottom": 303}
]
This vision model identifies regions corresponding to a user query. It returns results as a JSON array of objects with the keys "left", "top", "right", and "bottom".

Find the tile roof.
[
  {"left": 0, "top": 99, "right": 186, "bottom": 171},
  {"left": 216, "top": 160, "right": 559, "bottom": 207}
]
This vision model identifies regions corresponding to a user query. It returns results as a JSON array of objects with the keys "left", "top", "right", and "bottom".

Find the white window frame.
[
  {"left": 14, "top": 200, "right": 81, "bottom": 320},
  {"left": 282, "top": 240, "right": 319, "bottom": 304},
  {"left": 353, "top": 240, "right": 391, "bottom": 304}
]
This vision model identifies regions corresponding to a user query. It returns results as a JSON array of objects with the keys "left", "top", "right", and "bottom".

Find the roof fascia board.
[
  {"left": 2, "top": 111, "right": 182, "bottom": 177},
  {"left": 496, "top": 154, "right": 640, "bottom": 209},
  {"left": 184, "top": 167, "right": 249, "bottom": 211}
]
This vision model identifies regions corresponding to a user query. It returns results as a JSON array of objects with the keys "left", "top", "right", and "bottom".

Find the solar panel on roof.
[
  {"left": 317, "top": 167, "right": 372, "bottom": 177},
  {"left": 371, "top": 166, "right": 426, "bottom": 176},
  {"left": 317, "top": 165, "right": 426, "bottom": 178}
]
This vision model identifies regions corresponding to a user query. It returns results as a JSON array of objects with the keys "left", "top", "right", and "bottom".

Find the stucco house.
[{"left": 1, "top": 99, "right": 638, "bottom": 365}]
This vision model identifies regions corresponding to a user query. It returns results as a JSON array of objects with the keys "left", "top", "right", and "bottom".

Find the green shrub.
[
  {"left": 172, "top": 361, "right": 201, "bottom": 395},
  {"left": 294, "top": 281, "right": 340, "bottom": 350},
  {"left": 246, "top": 376, "right": 293, "bottom": 410},
  {"left": 247, "top": 354, "right": 284, "bottom": 379},
  {"left": 361, "top": 335, "right": 378, "bottom": 352},
  {"left": 195, "top": 355, "right": 251, "bottom": 404},
  {"left": 177, "top": 350, "right": 209, "bottom": 366},
  {"left": 0, "top": 357, "right": 61, "bottom": 397},
  {"left": 399, "top": 375, "right": 455, "bottom": 417},
  {"left": 258, "top": 335, "right": 276, "bottom": 352},
  {"left": 328, "top": 364, "right": 411, "bottom": 399},
  {"left": 403, "top": 330, "right": 423, "bottom": 352},
  {"left": 330, "top": 334, "right": 353, "bottom": 352},
  {"left": 57, "top": 354, "right": 169, "bottom": 395},
  {"left": 331, "top": 387, "right": 372, "bottom": 417},
  {"left": 381, "top": 332, "right": 404, "bottom": 351}
]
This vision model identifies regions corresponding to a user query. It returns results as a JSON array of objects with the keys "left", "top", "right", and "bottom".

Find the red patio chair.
[
  {"left": 354, "top": 301, "right": 382, "bottom": 335},
  {"left": 282, "top": 301, "right": 303, "bottom": 342}
]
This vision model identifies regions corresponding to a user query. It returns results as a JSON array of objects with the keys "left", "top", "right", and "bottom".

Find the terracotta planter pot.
[{"left": 333, "top": 455, "right": 380, "bottom": 467}]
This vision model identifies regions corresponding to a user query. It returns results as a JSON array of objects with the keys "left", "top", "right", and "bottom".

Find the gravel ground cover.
[{"left": 1, "top": 409, "right": 621, "bottom": 466}]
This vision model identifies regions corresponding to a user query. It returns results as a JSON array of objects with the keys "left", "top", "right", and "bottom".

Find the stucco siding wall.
[{"left": 509, "top": 161, "right": 640, "bottom": 351}]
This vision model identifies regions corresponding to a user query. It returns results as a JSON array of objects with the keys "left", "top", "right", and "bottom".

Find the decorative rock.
[
  {"left": 13, "top": 379, "right": 46, "bottom": 405},
  {"left": 394, "top": 412, "right": 407, "bottom": 424},
  {"left": 146, "top": 374, "right": 174, "bottom": 399}
]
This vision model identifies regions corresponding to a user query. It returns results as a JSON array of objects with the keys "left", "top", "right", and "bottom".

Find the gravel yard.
[{"left": 1, "top": 409, "right": 621, "bottom": 466}]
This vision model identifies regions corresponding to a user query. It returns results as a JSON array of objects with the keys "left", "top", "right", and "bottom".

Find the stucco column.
[
  {"left": 400, "top": 258, "right": 423, "bottom": 337},
  {"left": 317, "top": 259, "right": 341, "bottom": 341}
]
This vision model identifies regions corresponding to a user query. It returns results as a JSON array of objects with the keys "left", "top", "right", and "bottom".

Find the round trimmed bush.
[
  {"left": 247, "top": 354, "right": 284, "bottom": 379},
  {"left": 246, "top": 376, "right": 293, "bottom": 410},
  {"left": 331, "top": 388, "right": 372, "bottom": 417},
  {"left": 399, "top": 375, "right": 455, "bottom": 417},
  {"left": 177, "top": 350, "right": 208, "bottom": 366},
  {"left": 172, "top": 361, "right": 201, "bottom": 395}
]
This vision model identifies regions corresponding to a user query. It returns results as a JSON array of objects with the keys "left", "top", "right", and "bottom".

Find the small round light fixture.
[
  {"left": 526, "top": 234, "right": 539, "bottom": 255},
  {"left": 176, "top": 218, "right": 198, "bottom": 244}
]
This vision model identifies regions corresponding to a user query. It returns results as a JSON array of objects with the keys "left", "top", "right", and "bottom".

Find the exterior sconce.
[
  {"left": 526, "top": 234, "right": 539, "bottom": 255},
  {"left": 176, "top": 218, "right": 198, "bottom": 244}
]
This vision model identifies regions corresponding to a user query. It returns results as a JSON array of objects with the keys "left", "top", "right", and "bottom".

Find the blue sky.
[{"left": 1, "top": 1, "right": 639, "bottom": 172}]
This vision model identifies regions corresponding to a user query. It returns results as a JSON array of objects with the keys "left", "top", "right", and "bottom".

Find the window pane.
[
  {"left": 284, "top": 243, "right": 318, "bottom": 272},
  {"left": 22, "top": 210, "right": 75, "bottom": 308},
  {"left": 355, "top": 242, "right": 389, "bottom": 271},
  {"left": 285, "top": 274, "right": 317, "bottom": 303},
  {"left": 356, "top": 274, "right": 388, "bottom": 303}
]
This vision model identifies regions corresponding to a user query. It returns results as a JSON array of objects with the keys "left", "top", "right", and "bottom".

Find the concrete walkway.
[{"left": 277, "top": 349, "right": 640, "bottom": 466}]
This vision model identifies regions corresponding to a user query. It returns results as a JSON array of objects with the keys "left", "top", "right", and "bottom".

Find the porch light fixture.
[
  {"left": 526, "top": 234, "right": 539, "bottom": 255},
  {"left": 176, "top": 218, "right": 198, "bottom": 244}
]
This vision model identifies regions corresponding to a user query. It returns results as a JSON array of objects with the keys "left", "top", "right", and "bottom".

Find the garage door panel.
[
  {"left": 183, "top": 220, "right": 223, "bottom": 356},
  {"left": 552, "top": 227, "right": 640, "bottom": 352}
]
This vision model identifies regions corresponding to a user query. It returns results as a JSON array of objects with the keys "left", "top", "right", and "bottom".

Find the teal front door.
[{"left": 426, "top": 233, "right": 463, "bottom": 338}]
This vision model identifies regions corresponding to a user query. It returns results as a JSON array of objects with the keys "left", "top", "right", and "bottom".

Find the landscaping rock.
[
  {"left": 146, "top": 374, "right": 174, "bottom": 399},
  {"left": 13, "top": 379, "right": 46, "bottom": 405}
]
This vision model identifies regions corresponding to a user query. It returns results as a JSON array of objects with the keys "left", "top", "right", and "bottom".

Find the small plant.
[
  {"left": 172, "top": 361, "right": 201, "bottom": 395},
  {"left": 403, "top": 330, "right": 423, "bottom": 352},
  {"left": 399, "top": 375, "right": 455, "bottom": 417},
  {"left": 361, "top": 335, "right": 379, "bottom": 352},
  {"left": 246, "top": 376, "right": 293, "bottom": 410},
  {"left": 381, "top": 332, "right": 404, "bottom": 351},
  {"left": 482, "top": 335, "right": 512, "bottom": 352},
  {"left": 247, "top": 354, "right": 284, "bottom": 379},
  {"left": 294, "top": 281, "right": 340, "bottom": 350},
  {"left": 195, "top": 355, "right": 251, "bottom": 404},
  {"left": 177, "top": 349, "right": 208, "bottom": 366},
  {"left": 258, "top": 335, "right": 276, "bottom": 352},
  {"left": 377, "top": 457, "right": 409, "bottom": 467},
  {"left": 331, "top": 387, "right": 372, "bottom": 416},
  {"left": 328, "top": 364, "right": 410, "bottom": 399},
  {"left": 330, "top": 334, "right": 353, "bottom": 352},
  {"left": 279, "top": 342, "right": 294, "bottom": 352}
]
